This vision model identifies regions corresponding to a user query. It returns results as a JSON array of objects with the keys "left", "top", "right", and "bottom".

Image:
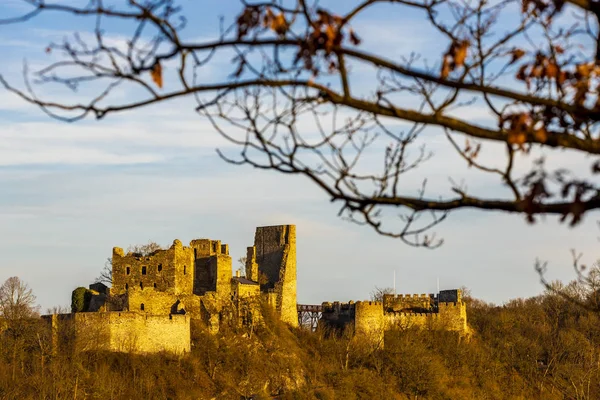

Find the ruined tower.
[{"left": 247, "top": 225, "right": 298, "bottom": 327}]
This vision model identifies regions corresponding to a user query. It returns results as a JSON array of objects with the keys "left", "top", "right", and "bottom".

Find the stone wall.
[
  {"left": 320, "top": 301, "right": 356, "bottom": 331},
  {"left": 383, "top": 293, "right": 434, "bottom": 312},
  {"left": 111, "top": 245, "right": 178, "bottom": 295},
  {"left": 112, "top": 239, "right": 196, "bottom": 295},
  {"left": 251, "top": 225, "right": 297, "bottom": 327},
  {"left": 72, "top": 312, "right": 190, "bottom": 354},
  {"left": 354, "top": 301, "right": 385, "bottom": 347},
  {"left": 438, "top": 301, "right": 468, "bottom": 332},
  {"left": 191, "top": 239, "right": 231, "bottom": 296},
  {"left": 321, "top": 289, "right": 470, "bottom": 346},
  {"left": 245, "top": 246, "right": 259, "bottom": 282},
  {"left": 173, "top": 240, "right": 195, "bottom": 294},
  {"left": 127, "top": 287, "right": 178, "bottom": 314}
]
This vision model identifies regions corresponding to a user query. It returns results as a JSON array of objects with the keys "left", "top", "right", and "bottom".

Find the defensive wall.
[
  {"left": 43, "top": 224, "right": 297, "bottom": 355},
  {"left": 44, "top": 311, "right": 190, "bottom": 355},
  {"left": 320, "top": 289, "right": 469, "bottom": 344}
]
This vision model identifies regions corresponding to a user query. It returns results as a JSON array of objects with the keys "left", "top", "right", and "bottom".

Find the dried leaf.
[
  {"left": 575, "top": 63, "right": 593, "bottom": 79},
  {"left": 545, "top": 62, "right": 558, "bottom": 79},
  {"left": 508, "top": 131, "right": 527, "bottom": 146},
  {"left": 509, "top": 48, "right": 526, "bottom": 64},
  {"left": 454, "top": 40, "right": 469, "bottom": 67},
  {"left": 557, "top": 71, "right": 567, "bottom": 86},
  {"left": 349, "top": 28, "right": 361, "bottom": 46},
  {"left": 324, "top": 24, "right": 337, "bottom": 53},
  {"left": 534, "top": 127, "right": 548, "bottom": 143},
  {"left": 441, "top": 56, "right": 451, "bottom": 79},
  {"left": 574, "top": 80, "right": 589, "bottom": 107},
  {"left": 516, "top": 64, "right": 528, "bottom": 81},
  {"left": 270, "top": 12, "right": 289, "bottom": 36},
  {"left": 151, "top": 62, "right": 163, "bottom": 88},
  {"left": 328, "top": 60, "right": 337, "bottom": 72}
]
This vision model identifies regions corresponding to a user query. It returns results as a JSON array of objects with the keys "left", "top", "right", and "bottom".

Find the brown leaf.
[
  {"left": 508, "top": 131, "right": 527, "bottom": 146},
  {"left": 509, "top": 48, "right": 525, "bottom": 64},
  {"left": 151, "top": 61, "right": 163, "bottom": 88},
  {"left": 545, "top": 62, "right": 558, "bottom": 79},
  {"left": 263, "top": 8, "right": 274, "bottom": 28},
  {"left": 531, "top": 65, "right": 543, "bottom": 78},
  {"left": 516, "top": 64, "right": 528, "bottom": 81},
  {"left": 324, "top": 24, "right": 337, "bottom": 53},
  {"left": 574, "top": 80, "right": 589, "bottom": 107},
  {"left": 576, "top": 63, "right": 592, "bottom": 79},
  {"left": 270, "top": 12, "right": 289, "bottom": 36},
  {"left": 454, "top": 40, "right": 469, "bottom": 67},
  {"left": 441, "top": 56, "right": 451, "bottom": 79},
  {"left": 328, "top": 60, "right": 337, "bottom": 72},
  {"left": 557, "top": 71, "right": 567, "bottom": 86},
  {"left": 349, "top": 28, "right": 361, "bottom": 46},
  {"left": 534, "top": 127, "right": 548, "bottom": 143}
]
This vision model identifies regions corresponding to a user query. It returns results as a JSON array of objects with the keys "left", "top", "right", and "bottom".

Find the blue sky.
[{"left": 0, "top": 0, "right": 598, "bottom": 311}]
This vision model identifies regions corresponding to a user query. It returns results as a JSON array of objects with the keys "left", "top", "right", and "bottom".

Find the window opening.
[
  {"left": 126, "top": 267, "right": 130, "bottom": 275},
  {"left": 140, "top": 282, "right": 144, "bottom": 290},
  {"left": 153, "top": 283, "right": 157, "bottom": 288},
  {"left": 125, "top": 283, "right": 129, "bottom": 290},
  {"left": 157, "top": 264, "right": 162, "bottom": 272},
  {"left": 142, "top": 266, "right": 147, "bottom": 275},
  {"left": 184, "top": 265, "right": 187, "bottom": 275},
  {"left": 140, "top": 303, "right": 145, "bottom": 311}
]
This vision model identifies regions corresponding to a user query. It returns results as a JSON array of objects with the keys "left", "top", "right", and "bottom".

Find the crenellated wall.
[
  {"left": 383, "top": 293, "right": 434, "bottom": 312},
  {"left": 48, "top": 312, "right": 190, "bottom": 355},
  {"left": 320, "top": 289, "right": 469, "bottom": 345}
]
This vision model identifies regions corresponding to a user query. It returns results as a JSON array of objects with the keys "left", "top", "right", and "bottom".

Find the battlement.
[
  {"left": 356, "top": 301, "right": 382, "bottom": 307},
  {"left": 322, "top": 301, "right": 356, "bottom": 312},
  {"left": 439, "top": 301, "right": 461, "bottom": 307}
]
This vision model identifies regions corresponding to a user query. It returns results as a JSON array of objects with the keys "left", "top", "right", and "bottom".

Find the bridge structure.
[{"left": 297, "top": 304, "right": 322, "bottom": 331}]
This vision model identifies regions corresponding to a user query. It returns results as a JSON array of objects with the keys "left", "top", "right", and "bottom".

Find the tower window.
[
  {"left": 142, "top": 266, "right": 147, "bottom": 275},
  {"left": 140, "top": 282, "right": 144, "bottom": 290},
  {"left": 184, "top": 265, "right": 187, "bottom": 275},
  {"left": 125, "top": 283, "right": 129, "bottom": 290},
  {"left": 140, "top": 303, "right": 145, "bottom": 311},
  {"left": 157, "top": 264, "right": 162, "bottom": 272},
  {"left": 126, "top": 267, "right": 130, "bottom": 275},
  {"left": 153, "top": 282, "right": 157, "bottom": 288}
]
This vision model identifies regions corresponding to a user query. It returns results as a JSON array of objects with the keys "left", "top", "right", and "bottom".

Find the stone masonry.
[
  {"left": 320, "top": 289, "right": 469, "bottom": 346},
  {"left": 45, "top": 225, "right": 298, "bottom": 355}
]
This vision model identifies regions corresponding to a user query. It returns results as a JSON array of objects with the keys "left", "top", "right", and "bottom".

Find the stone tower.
[{"left": 247, "top": 224, "right": 297, "bottom": 327}]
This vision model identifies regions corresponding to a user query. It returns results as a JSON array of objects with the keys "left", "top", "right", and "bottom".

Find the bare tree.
[
  {"left": 536, "top": 251, "right": 600, "bottom": 312},
  {"left": 1, "top": 0, "right": 600, "bottom": 247},
  {"left": 95, "top": 257, "right": 113, "bottom": 286},
  {"left": 0, "top": 276, "right": 39, "bottom": 321},
  {"left": 370, "top": 286, "right": 394, "bottom": 302},
  {"left": 94, "top": 241, "right": 163, "bottom": 286},
  {"left": 126, "top": 241, "right": 163, "bottom": 256}
]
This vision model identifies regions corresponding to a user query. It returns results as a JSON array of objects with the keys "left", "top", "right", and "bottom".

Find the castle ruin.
[
  {"left": 319, "top": 289, "right": 469, "bottom": 346},
  {"left": 44, "top": 224, "right": 469, "bottom": 354},
  {"left": 45, "top": 225, "right": 297, "bottom": 355}
]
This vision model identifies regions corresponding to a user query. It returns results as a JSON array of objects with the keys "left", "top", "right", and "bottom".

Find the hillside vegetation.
[{"left": 1, "top": 287, "right": 599, "bottom": 400}]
